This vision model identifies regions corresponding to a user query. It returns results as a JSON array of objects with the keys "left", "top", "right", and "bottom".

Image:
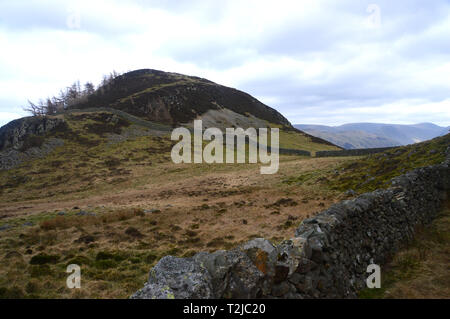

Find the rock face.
[
  {"left": 131, "top": 239, "right": 275, "bottom": 299},
  {"left": 132, "top": 148, "right": 450, "bottom": 299},
  {"left": 0, "top": 116, "right": 64, "bottom": 151},
  {"left": 0, "top": 116, "right": 65, "bottom": 170},
  {"left": 0, "top": 137, "right": 64, "bottom": 170},
  {"left": 131, "top": 256, "right": 214, "bottom": 299}
]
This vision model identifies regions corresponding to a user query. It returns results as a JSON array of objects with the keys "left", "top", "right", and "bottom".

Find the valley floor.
[
  {"left": 0, "top": 123, "right": 448, "bottom": 298},
  {"left": 0, "top": 155, "right": 354, "bottom": 298}
]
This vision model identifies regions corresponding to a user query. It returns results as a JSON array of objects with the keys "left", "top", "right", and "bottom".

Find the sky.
[{"left": 0, "top": 0, "right": 449, "bottom": 127}]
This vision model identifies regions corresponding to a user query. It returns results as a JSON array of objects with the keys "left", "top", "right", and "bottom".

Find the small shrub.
[
  {"left": 96, "top": 251, "right": 115, "bottom": 261},
  {"left": 74, "top": 235, "right": 95, "bottom": 244},
  {"left": 40, "top": 216, "right": 70, "bottom": 230},
  {"left": 29, "top": 253, "right": 60, "bottom": 265},
  {"left": 66, "top": 255, "right": 91, "bottom": 266},
  {"left": 25, "top": 280, "right": 39, "bottom": 294},
  {"left": 29, "top": 264, "right": 52, "bottom": 277},
  {"left": 0, "top": 286, "right": 25, "bottom": 299},
  {"left": 284, "top": 220, "right": 293, "bottom": 228},
  {"left": 170, "top": 225, "right": 182, "bottom": 232},
  {"left": 125, "top": 227, "right": 144, "bottom": 238},
  {"left": 104, "top": 158, "right": 121, "bottom": 167},
  {"left": 96, "top": 251, "right": 126, "bottom": 262},
  {"left": 145, "top": 253, "right": 158, "bottom": 264},
  {"left": 94, "top": 259, "right": 118, "bottom": 269},
  {"left": 133, "top": 208, "right": 145, "bottom": 217},
  {"left": 277, "top": 220, "right": 294, "bottom": 230},
  {"left": 185, "top": 230, "right": 198, "bottom": 237},
  {"left": 49, "top": 160, "right": 64, "bottom": 168}
]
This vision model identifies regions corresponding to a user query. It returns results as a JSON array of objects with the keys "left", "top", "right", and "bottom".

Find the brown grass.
[
  {"left": 39, "top": 208, "right": 144, "bottom": 231},
  {"left": 0, "top": 154, "right": 353, "bottom": 298}
]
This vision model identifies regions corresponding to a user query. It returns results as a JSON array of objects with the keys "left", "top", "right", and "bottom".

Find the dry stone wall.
[
  {"left": 131, "top": 148, "right": 450, "bottom": 299},
  {"left": 316, "top": 147, "right": 395, "bottom": 157}
]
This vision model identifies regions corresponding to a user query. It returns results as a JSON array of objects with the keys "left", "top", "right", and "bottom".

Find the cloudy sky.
[{"left": 1, "top": 0, "right": 449, "bottom": 127}]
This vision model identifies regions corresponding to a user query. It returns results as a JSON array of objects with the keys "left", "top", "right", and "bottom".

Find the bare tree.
[
  {"left": 99, "top": 70, "right": 121, "bottom": 94},
  {"left": 65, "top": 82, "right": 81, "bottom": 107},
  {"left": 84, "top": 82, "right": 95, "bottom": 96},
  {"left": 45, "top": 97, "right": 57, "bottom": 115},
  {"left": 24, "top": 70, "right": 120, "bottom": 116},
  {"left": 23, "top": 100, "right": 45, "bottom": 116},
  {"left": 51, "top": 96, "right": 64, "bottom": 112}
]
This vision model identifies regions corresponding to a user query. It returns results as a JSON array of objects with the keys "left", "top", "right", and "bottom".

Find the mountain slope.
[
  {"left": 294, "top": 127, "right": 399, "bottom": 149},
  {"left": 327, "top": 133, "right": 449, "bottom": 193},
  {"left": 295, "top": 123, "right": 449, "bottom": 149}
]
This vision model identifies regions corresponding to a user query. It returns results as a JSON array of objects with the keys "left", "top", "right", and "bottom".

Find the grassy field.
[
  {"left": 328, "top": 134, "right": 449, "bottom": 193},
  {"left": 0, "top": 111, "right": 447, "bottom": 298},
  {"left": 0, "top": 111, "right": 351, "bottom": 298},
  {"left": 0, "top": 154, "right": 353, "bottom": 298}
]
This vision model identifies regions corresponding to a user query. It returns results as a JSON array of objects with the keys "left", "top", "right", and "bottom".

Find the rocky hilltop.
[{"left": 73, "top": 69, "right": 291, "bottom": 127}]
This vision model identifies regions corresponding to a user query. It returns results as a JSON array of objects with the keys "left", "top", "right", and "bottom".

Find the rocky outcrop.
[
  {"left": 0, "top": 138, "right": 64, "bottom": 170},
  {"left": 0, "top": 116, "right": 64, "bottom": 151},
  {"left": 131, "top": 148, "right": 450, "bottom": 299},
  {"left": 0, "top": 116, "right": 65, "bottom": 170}
]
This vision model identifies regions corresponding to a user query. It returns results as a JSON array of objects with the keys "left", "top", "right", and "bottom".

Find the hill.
[
  {"left": 295, "top": 122, "right": 449, "bottom": 149},
  {"left": 0, "top": 69, "right": 339, "bottom": 171},
  {"left": 75, "top": 69, "right": 292, "bottom": 128}
]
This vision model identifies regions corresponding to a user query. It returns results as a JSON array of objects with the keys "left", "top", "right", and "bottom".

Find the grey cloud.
[
  {"left": 0, "top": 1, "right": 140, "bottom": 35},
  {"left": 0, "top": 1, "right": 65, "bottom": 31},
  {"left": 0, "top": 0, "right": 449, "bottom": 127}
]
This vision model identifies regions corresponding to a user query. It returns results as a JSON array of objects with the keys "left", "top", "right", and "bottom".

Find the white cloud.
[
  {"left": 0, "top": 111, "right": 27, "bottom": 127},
  {"left": 0, "top": 0, "right": 449, "bottom": 127}
]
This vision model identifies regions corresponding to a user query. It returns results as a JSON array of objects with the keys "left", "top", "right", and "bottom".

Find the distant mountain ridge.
[{"left": 295, "top": 122, "right": 449, "bottom": 149}]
